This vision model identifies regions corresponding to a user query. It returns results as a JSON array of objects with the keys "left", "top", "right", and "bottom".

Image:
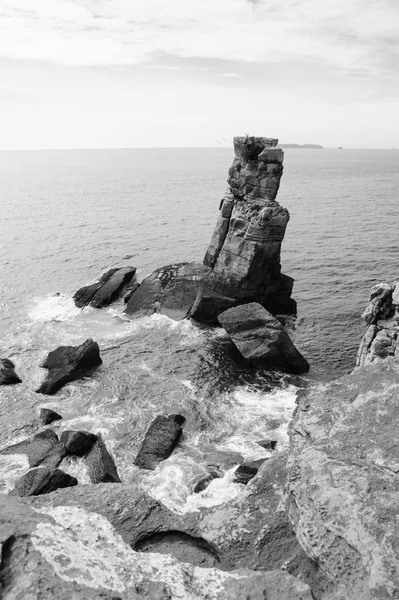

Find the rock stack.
[{"left": 190, "top": 136, "right": 295, "bottom": 324}]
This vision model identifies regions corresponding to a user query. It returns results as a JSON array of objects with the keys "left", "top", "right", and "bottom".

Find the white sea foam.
[
  {"left": 29, "top": 293, "right": 81, "bottom": 322},
  {"left": 185, "top": 468, "right": 242, "bottom": 511},
  {"left": 0, "top": 454, "right": 30, "bottom": 493}
]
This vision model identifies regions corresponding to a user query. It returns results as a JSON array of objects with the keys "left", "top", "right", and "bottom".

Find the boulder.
[
  {"left": 84, "top": 434, "right": 121, "bottom": 483},
  {"left": 0, "top": 358, "right": 22, "bottom": 385},
  {"left": 124, "top": 262, "right": 209, "bottom": 320},
  {"left": 134, "top": 414, "right": 185, "bottom": 470},
  {"left": 286, "top": 359, "right": 399, "bottom": 600},
  {"left": 73, "top": 266, "right": 136, "bottom": 308},
  {"left": 218, "top": 302, "right": 309, "bottom": 374},
  {"left": 190, "top": 136, "right": 296, "bottom": 324},
  {"left": 36, "top": 338, "right": 102, "bottom": 395},
  {"left": 12, "top": 467, "right": 77, "bottom": 496},
  {"left": 233, "top": 459, "right": 266, "bottom": 485},
  {"left": 0, "top": 428, "right": 66, "bottom": 469},
  {"left": 193, "top": 467, "right": 222, "bottom": 493},
  {"left": 60, "top": 430, "right": 97, "bottom": 457},
  {"left": 0, "top": 493, "right": 313, "bottom": 600},
  {"left": 256, "top": 439, "right": 278, "bottom": 450},
  {"left": 39, "top": 408, "right": 63, "bottom": 425}
]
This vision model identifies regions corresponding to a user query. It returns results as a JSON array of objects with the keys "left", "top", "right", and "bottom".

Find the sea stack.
[{"left": 190, "top": 136, "right": 295, "bottom": 324}]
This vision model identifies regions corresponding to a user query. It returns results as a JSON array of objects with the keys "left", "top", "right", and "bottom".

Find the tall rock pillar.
[{"left": 190, "top": 136, "right": 296, "bottom": 324}]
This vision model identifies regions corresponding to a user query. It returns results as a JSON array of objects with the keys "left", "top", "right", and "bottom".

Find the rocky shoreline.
[{"left": 1, "top": 136, "right": 398, "bottom": 599}]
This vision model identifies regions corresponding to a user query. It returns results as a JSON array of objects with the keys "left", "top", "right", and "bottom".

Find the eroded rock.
[
  {"left": 134, "top": 414, "right": 185, "bottom": 470},
  {"left": 12, "top": 466, "right": 77, "bottom": 496},
  {"left": 84, "top": 433, "right": 121, "bottom": 483},
  {"left": 60, "top": 430, "right": 97, "bottom": 457},
  {"left": 218, "top": 302, "right": 309, "bottom": 374},
  {"left": 0, "top": 429, "right": 66, "bottom": 469},
  {"left": 36, "top": 338, "right": 102, "bottom": 395},
  {"left": 0, "top": 358, "right": 22, "bottom": 385},
  {"left": 73, "top": 266, "right": 136, "bottom": 308}
]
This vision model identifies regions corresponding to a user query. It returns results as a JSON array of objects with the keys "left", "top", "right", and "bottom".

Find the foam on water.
[
  {"left": 0, "top": 454, "right": 30, "bottom": 493},
  {"left": 29, "top": 293, "right": 81, "bottom": 323}
]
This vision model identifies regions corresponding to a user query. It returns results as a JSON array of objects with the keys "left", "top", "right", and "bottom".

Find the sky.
[{"left": 0, "top": 0, "right": 398, "bottom": 149}]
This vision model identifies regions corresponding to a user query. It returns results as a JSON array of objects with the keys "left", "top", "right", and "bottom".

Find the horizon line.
[{"left": 0, "top": 146, "right": 397, "bottom": 152}]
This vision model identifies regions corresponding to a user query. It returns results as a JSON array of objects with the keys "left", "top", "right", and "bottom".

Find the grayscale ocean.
[{"left": 0, "top": 147, "right": 398, "bottom": 510}]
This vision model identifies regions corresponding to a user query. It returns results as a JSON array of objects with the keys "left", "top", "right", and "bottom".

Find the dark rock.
[
  {"left": 256, "top": 439, "right": 278, "bottom": 450},
  {"left": 124, "top": 282, "right": 140, "bottom": 303},
  {"left": 39, "top": 408, "right": 63, "bottom": 425},
  {"left": 0, "top": 429, "right": 66, "bottom": 469},
  {"left": 193, "top": 467, "right": 222, "bottom": 493},
  {"left": 134, "top": 414, "right": 185, "bottom": 470},
  {"left": 0, "top": 358, "right": 22, "bottom": 385},
  {"left": 218, "top": 302, "right": 309, "bottom": 374},
  {"left": 60, "top": 430, "right": 97, "bottom": 457},
  {"left": 36, "top": 338, "right": 102, "bottom": 395},
  {"left": 234, "top": 459, "right": 266, "bottom": 485},
  {"left": 124, "top": 262, "right": 209, "bottom": 320},
  {"left": 12, "top": 467, "right": 77, "bottom": 496},
  {"left": 84, "top": 434, "right": 121, "bottom": 483},
  {"left": 73, "top": 266, "right": 136, "bottom": 308},
  {"left": 189, "top": 136, "right": 296, "bottom": 324}
]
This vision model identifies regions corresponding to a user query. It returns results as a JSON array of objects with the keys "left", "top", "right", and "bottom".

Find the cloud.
[{"left": 0, "top": 0, "right": 397, "bottom": 80}]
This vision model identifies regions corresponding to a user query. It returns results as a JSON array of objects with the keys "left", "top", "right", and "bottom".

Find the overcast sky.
[{"left": 1, "top": 0, "right": 398, "bottom": 149}]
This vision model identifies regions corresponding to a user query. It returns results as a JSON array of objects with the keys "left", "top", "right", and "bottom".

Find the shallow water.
[{"left": 1, "top": 147, "right": 398, "bottom": 509}]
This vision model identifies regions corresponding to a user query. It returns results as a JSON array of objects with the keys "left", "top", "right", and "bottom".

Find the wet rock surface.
[
  {"left": 12, "top": 466, "right": 77, "bottom": 496},
  {"left": 39, "top": 408, "right": 63, "bottom": 425},
  {"left": 73, "top": 266, "right": 136, "bottom": 308},
  {"left": 0, "top": 429, "right": 66, "bottom": 469},
  {"left": 286, "top": 359, "right": 399, "bottom": 599},
  {"left": 190, "top": 136, "right": 296, "bottom": 324},
  {"left": 124, "top": 262, "right": 209, "bottom": 320},
  {"left": 84, "top": 433, "right": 121, "bottom": 483},
  {"left": 0, "top": 358, "right": 22, "bottom": 385},
  {"left": 134, "top": 414, "right": 185, "bottom": 470},
  {"left": 60, "top": 430, "right": 97, "bottom": 457},
  {"left": 218, "top": 302, "right": 309, "bottom": 374},
  {"left": 36, "top": 338, "right": 102, "bottom": 395}
]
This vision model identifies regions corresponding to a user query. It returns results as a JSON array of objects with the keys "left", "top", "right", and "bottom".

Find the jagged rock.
[
  {"left": 193, "top": 467, "right": 223, "bottom": 493},
  {"left": 190, "top": 136, "right": 296, "bottom": 324},
  {"left": 73, "top": 266, "right": 136, "bottom": 308},
  {"left": 256, "top": 439, "right": 278, "bottom": 450},
  {"left": 1, "top": 494, "right": 313, "bottom": 600},
  {"left": 218, "top": 302, "right": 309, "bottom": 374},
  {"left": 39, "top": 408, "right": 63, "bottom": 425},
  {"left": 124, "top": 281, "right": 140, "bottom": 303},
  {"left": 0, "top": 429, "right": 66, "bottom": 469},
  {"left": 124, "top": 262, "right": 209, "bottom": 320},
  {"left": 84, "top": 434, "right": 121, "bottom": 483},
  {"left": 286, "top": 359, "right": 399, "bottom": 600},
  {"left": 134, "top": 414, "right": 185, "bottom": 470},
  {"left": 12, "top": 466, "right": 77, "bottom": 496},
  {"left": 0, "top": 358, "right": 22, "bottom": 385},
  {"left": 36, "top": 338, "right": 102, "bottom": 395},
  {"left": 233, "top": 459, "right": 266, "bottom": 484},
  {"left": 60, "top": 430, "right": 97, "bottom": 457},
  {"left": 356, "top": 282, "right": 399, "bottom": 367}
]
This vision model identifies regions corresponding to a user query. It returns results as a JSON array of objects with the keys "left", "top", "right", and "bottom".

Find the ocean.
[{"left": 1, "top": 147, "right": 398, "bottom": 510}]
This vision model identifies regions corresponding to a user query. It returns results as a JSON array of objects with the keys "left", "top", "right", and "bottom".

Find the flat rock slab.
[
  {"left": 84, "top": 433, "right": 121, "bottom": 483},
  {"left": 218, "top": 302, "right": 309, "bottom": 374},
  {"left": 0, "top": 358, "right": 22, "bottom": 385},
  {"left": 286, "top": 359, "right": 399, "bottom": 599},
  {"left": 124, "top": 262, "right": 210, "bottom": 320},
  {"left": 134, "top": 414, "right": 185, "bottom": 470},
  {"left": 73, "top": 266, "right": 136, "bottom": 308},
  {"left": 0, "top": 428, "right": 66, "bottom": 469},
  {"left": 0, "top": 493, "right": 313, "bottom": 600},
  {"left": 60, "top": 430, "right": 97, "bottom": 457},
  {"left": 12, "top": 466, "right": 77, "bottom": 496},
  {"left": 36, "top": 338, "right": 102, "bottom": 395}
]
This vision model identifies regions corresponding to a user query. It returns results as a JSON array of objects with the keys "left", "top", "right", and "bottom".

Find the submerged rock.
[
  {"left": 36, "top": 338, "right": 102, "bottom": 395},
  {"left": 1, "top": 493, "right": 313, "bottom": 600},
  {"left": 0, "top": 429, "right": 66, "bottom": 469},
  {"left": 134, "top": 414, "right": 185, "bottom": 470},
  {"left": 84, "top": 434, "right": 121, "bottom": 483},
  {"left": 286, "top": 359, "right": 399, "bottom": 599},
  {"left": 0, "top": 358, "right": 22, "bottom": 385},
  {"left": 39, "top": 408, "right": 63, "bottom": 425},
  {"left": 73, "top": 266, "right": 136, "bottom": 308},
  {"left": 60, "top": 430, "right": 97, "bottom": 457},
  {"left": 13, "top": 467, "right": 77, "bottom": 496},
  {"left": 124, "top": 262, "right": 209, "bottom": 320},
  {"left": 190, "top": 136, "right": 296, "bottom": 324},
  {"left": 218, "top": 302, "right": 309, "bottom": 374}
]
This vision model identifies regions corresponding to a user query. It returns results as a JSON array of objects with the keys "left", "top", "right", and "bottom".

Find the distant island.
[{"left": 277, "top": 143, "right": 324, "bottom": 149}]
